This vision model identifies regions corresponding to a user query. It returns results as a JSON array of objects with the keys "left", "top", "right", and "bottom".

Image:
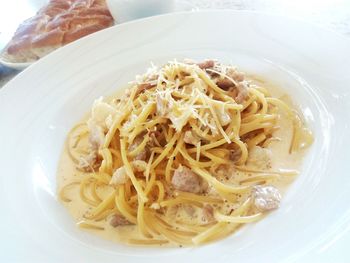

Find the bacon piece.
[
  {"left": 253, "top": 185, "right": 281, "bottom": 212},
  {"left": 172, "top": 166, "right": 203, "bottom": 194},
  {"left": 197, "top": 60, "right": 215, "bottom": 69},
  {"left": 110, "top": 214, "right": 132, "bottom": 227}
]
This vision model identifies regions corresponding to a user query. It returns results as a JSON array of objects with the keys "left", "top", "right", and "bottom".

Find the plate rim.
[
  {"left": 0, "top": 10, "right": 350, "bottom": 262},
  {"left": 1, "top": 10, "right": 349, "bottom": 85}
]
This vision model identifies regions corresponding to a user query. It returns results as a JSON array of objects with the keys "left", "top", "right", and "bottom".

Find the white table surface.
[{"left": 0, "top": 0, "right": 350, "bottom": 87}]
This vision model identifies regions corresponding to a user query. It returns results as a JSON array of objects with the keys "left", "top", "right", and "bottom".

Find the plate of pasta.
[{"left": 0, "top": 10, "right": 350, "bottom": 263}]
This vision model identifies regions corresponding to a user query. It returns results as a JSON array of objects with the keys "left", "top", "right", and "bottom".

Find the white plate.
[{"left": 1, "top": 11, "right": 350, "bottom": 263}]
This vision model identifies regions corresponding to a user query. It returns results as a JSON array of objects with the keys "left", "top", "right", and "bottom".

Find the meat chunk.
[
  {"left": 216, "top": 78, "right": 248, "bottom": 104},
  {"left": 90, "top": 97, "right": 117, "bottom": 131},
  {"left": 136, "top": 82, "right": 155, "bottom": 96},
  {"left": 183, "top": 204, "right": 196, "bottom": 217},
  {"left": 247, "top": 146, "right": 272, "bottom": 170},
  {"left": 229, "top": 149, "right": 241, "bottom": 162},
  {"left": 253, "top": 185, "right": 281, "bottom": 212},
  {"left": 183, "top": 130, "right": 200, "bottom": 145},
  {"left": 202, "top": 204, "right": 215, "bottom": 222},
  {"left": 226, "top": 68, "right": 245, "bottom": 82},
  {"left": 216, "top": 78, "right": 235, "bottom": 90},
  {"left": 156, "top": 91, "right": 193, "bottom": 132},
  {"left": 87, "top": 98, "right": 112, "bottom": 150},
  {"left": 87, "top": 121, "right": 105, "bottom": 150},
  {"left": 171, "top": 165, "right": 203, "bottom": 193},
  {"left": 197, "top": 60, "right": 215, "bottom": 69},
  {"left": 109, "top": 160, "right": 148, "bottom": 186},
  {"left": 235, "top": 83, "right": 249, "bottom": 104},
  {"left": 150, "top": 203, "right": 161, "bottom": 210},
  {"left": 215, "top": 68, "right": 245, "bottom": 90},
  {"left": 110, "top": 166, "right": 128, "bottom": 186},
  {"left": 78, "top": 151, "right": 100, "bottom": 172},
  {"left": 212, "top": 164, "right": 236, "bottom": 180},
  {"left": 109, "top": 214, "right": 132, "bottom": 227}
]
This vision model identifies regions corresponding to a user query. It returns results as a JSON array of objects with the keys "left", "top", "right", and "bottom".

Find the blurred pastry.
[{"left": 1, "top": 0, "right": 114, "bottom": 63}]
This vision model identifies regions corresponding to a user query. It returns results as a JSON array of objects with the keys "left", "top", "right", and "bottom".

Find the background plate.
[
  {"left": 0, "top": 56, "right": 33, "bottom": 70},
  {"left": 0, "top": 11, "right": 350, "bottom": 263}
]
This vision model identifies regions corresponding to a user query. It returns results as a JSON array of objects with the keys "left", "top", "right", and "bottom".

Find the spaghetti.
[{"left": 58, "top": 59, "right": 313, "bottom": 246}]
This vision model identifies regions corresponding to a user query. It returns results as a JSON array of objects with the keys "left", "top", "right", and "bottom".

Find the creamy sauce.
[
  {"left": 58, "top": 145, "right": 145, "bottom": 244},
  {"left": 57, "top": 75, "right": 311, "bottom": 246}
]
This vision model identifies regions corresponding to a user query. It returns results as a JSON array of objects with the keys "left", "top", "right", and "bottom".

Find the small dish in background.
[
  {"left": 0, "top": 55, "right": 33, "bottom": 70},
  {"left": 106, "top": 0, "right": 175, "bottom": 23}
]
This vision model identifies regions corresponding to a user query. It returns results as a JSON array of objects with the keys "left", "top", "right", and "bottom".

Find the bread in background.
[{"left": 2, "top": 0, "right": 114, "bottom": 63}]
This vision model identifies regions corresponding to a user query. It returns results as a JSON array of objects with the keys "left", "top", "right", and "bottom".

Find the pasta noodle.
[{"left": 58, "top": 59, "right": 313, "bottom": 246}]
